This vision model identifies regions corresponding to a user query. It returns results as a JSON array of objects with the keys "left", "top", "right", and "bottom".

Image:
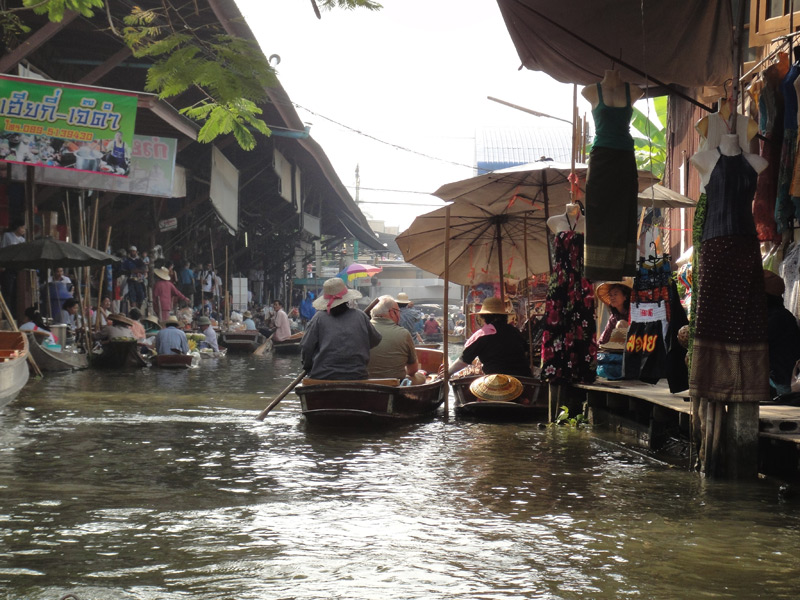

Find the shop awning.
[
  {"left": 496, "top": 0, "right": 734, "bottom": 88},
  {"left": 338, "top": 211, "right": 387, "bottom": 252}
]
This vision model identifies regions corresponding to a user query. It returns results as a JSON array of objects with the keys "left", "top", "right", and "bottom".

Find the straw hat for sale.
[
  {"left": 469, "top": 374, "right": 523, "bottom": 402},
  {"left": 108, "top": 313, "right": 135, "bottom": 327},
  {"left": 312, "top": 277, "right": 362, "bottom": 311},
  {"left": 595, "top": 277, "right": 634, "bottom": 306},
  {"left": 764, "top": 269, "right": 785, "bottom": 297},
  {"left": 472, "top": 296, "right": 511, "bottom": 315},
  {"left": 154, "top": 267, "right": 170, "bottom": 281},
  {"left": 599, "top": 321, "right": 629, "bottom": 353},
  {"left": 396, "top": 292, "right": 411, "bottom": 305}
]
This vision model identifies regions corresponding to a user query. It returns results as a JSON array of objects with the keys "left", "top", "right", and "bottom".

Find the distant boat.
[
  {"left": 219, "top": 330, "right": 267, "bottom": 353},
  {"left": 0, "top": 331, "right": 29, "bottom": 408},
  {"left": 272, "top": 332, "right": 304, "bottom": 355},
  {"left": 90, "top": 339, "right": 147, "bottom": 369},
  {"left": 450, "top": 374, "right": 546, "bottom": 421},
  {"left": 26, "top": 331, "right": 88, "bottom": 372}
]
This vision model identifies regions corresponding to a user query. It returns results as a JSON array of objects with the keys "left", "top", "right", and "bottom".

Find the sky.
[{"left": 234, "top": 0, "right": 589, "bottom": 232}]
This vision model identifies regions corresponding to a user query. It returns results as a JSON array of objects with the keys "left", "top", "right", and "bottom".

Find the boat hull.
[
  {"left": 0, "top": 332, "right": 29, "bottom": 408},
  {"left": 26, "top": 332, "right": 88, "bottom": 371},
  {"left": 272, "top": 332, "right": 304, "bottom": 355},
  {"left": 90, "top": 340, "right": 147, "bottom": 369},
  {"left": 153, "top": 353, "right": 193, "bottom": 369},
  {"left": 450, "top": 374, "right": 546, "bottom": 421},
  {"left": 219, "top": 331, "right": 267, "bottom": 353}
]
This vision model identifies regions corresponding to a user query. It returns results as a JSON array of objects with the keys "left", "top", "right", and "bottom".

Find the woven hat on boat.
[
  {"left": 595, "top": 278, "right": 634, "bottom": 306},
  {"left": 154, "top": 267, "right": 170, "bottom": 281},
  {"left": 469, "top": 374, "right": 523, "bottom": 402},
  {"left": 197, "top": 316, "right": 211, "bottom": 326},
  {"left": 143, "top": 314, "right": 161, "bottom": 329},
  {"left": 599, "top": 321, "right": 629, "bottom": 353},
  {"left": 108, "top": 313, "right": 135, "bottom": 327},
  {"left": 764, "top": 269, "right": 785, "bottom": 297},
  {"left": 164, "top": 315, "right": 180, "bottom": 326},
  {"left": 312, "top": 277, "right": 362, "bottom": 312},
  {"left": 396, "top": 292, "right": 411, "bottom": 305},
  {"left": 472, "top": 296, "right": 511, "bottom": 315},
  {"left": 243, "top": 311, "right": 252, "bottom": 318}
]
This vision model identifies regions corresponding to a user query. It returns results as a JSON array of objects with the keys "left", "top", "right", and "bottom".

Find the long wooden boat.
[
  {"left": 0, "top": 331, "right": 29, "bottom": 408},
  {"left": 448, "top": 332, "right": 465, "bottom": 344},
  {"left": 294, "top": 348, "right": 446, "bottom": 425},
  {"left": 219, "top": 330, "right": 267, "bottom": 353},
  {"left": 450, "top": 374, "right": 546, "bottom": 421},
  {"left": 273, "top": 332, "right": 304, "bottom": 355},
  {"left": 90, "top": 339, "right": 147, "bottom": 369},
  {"left": 26, "top": 332, "right": 88, "bottom": 372},
  {"left": 153, "top": 353, "right": 193, "bottom": 369}
]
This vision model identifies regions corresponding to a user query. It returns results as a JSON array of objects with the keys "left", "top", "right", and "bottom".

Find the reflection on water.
[{"left": 1, "top": 353, "right": 798, "bottom": 599}]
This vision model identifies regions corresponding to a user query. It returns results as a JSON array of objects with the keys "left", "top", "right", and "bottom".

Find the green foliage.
[
  {"left": 317, "top": 0, "right": 383, "bottom": 10},
  {"left": 24, "top": 0, "right": 103, "bottom": 20},
  {"left": 182, "top": 99, "right": 270, "bottom": 151},
  {"left": 631, "top": 95, "right": 668, "bottom": 179},
  {"left": 552, "top": 405, "right": 587, "bottom": 428}
]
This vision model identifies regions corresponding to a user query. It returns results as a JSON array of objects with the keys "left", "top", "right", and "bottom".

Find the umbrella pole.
[
  {"left": 45, "top": 268, "right": 52, "bottom": 321},
  {"left": 543, "top": 181, "right": 553, "bottom": 273},
  {"left": 443, "top": 205, "right": 451, "bottom": 415},
  {"left": 495, "top": 220, "right": 505, "bottom": 304}
]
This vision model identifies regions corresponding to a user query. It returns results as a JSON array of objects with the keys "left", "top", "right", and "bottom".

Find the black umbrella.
[{"left": 0, "top": 237, "right": 120, "bottom": 269}]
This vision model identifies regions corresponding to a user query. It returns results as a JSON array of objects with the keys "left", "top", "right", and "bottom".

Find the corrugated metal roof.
[{"left": 476, "top": 127, "right": 575, "bottom": 174}]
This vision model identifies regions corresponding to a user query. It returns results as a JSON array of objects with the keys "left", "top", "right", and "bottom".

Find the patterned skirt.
[{"left": 689, "top": 235, "right": 769, "bottom": 402}]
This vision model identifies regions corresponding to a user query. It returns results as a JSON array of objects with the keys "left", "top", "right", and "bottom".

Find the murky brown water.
[{"left": 1, "top": 352, "right": 799, "bottom": 599}]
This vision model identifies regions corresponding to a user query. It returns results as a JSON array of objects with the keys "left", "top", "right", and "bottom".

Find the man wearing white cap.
[
  {"left": 300, "top": 278, "right": 381, "bottom": 380},
  {"left": 396, "top": 292, "right": 422, "bottom": 341}
]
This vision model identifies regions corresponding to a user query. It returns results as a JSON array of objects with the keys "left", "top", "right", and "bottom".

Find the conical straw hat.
[{"left": 469, "top": 374, "right": 523, "bottom": 402}]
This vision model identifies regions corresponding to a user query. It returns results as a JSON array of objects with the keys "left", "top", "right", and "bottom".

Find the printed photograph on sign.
[{"left": 0, "top": 75, "right": 137, "bottom": 177}]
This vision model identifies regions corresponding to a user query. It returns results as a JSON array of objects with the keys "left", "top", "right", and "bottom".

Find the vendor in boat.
[
  {"left": 59, "top": 298, "right": 81, "bottom": 334},
  {"left": 155, "top": 315, "right": 189, "bottom": 355},
  {"left": 196, "top": 316, "right": 219, "bottom": 352},
  {"left": 126, "top": 308, "right": 147, "bottom": 342},
  {"left": 368, "top": 295, "right": 427, "bottom": 385},
  {"left": 19, "top": 306, "right": 57, "bottom": 346},
  {"left": 242, "top": 311, "right": 257, "bottom": 330},
  {"left": 444, "top": 297, "right": 531, "bottom": 378},
  {"left": 595, "top": 279, "right": 632, "bottom": 344},
  {"left": 300, "top": 278, "right": 381, "bottom": 380},
  {"left": 152, "top": 267, "right": 189, "bottom": 322},
  {"left": 141, "top": 314, "right": 161, "bottom": 336},
  {"left": 95, "top": 313, "right": 138, "bottom": 343}
]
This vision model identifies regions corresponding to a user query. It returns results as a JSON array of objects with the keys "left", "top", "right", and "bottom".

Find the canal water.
[{"left": 1, "top": 352, "right": 799, "bottom": 600}]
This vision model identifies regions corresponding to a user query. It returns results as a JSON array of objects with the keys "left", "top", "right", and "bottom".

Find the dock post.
[{"left": 724, "top": 402, "right": 759, "bottom": 479}]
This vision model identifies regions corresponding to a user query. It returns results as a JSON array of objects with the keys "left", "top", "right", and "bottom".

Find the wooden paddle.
[
  {"left": 255, "top": 297, "right": 380, "bottom": 420},
  {"left": 253, "top": 337, "right": 271, "bottom": 356}
]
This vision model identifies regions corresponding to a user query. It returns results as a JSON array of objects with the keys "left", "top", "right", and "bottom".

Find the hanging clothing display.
[
  {"left": 774, "top": 61, "right": 800, "bottom": 231},
  {"left": 541, "top": 225, "right": 597, "bottom": 383},
  {"left": 690, "top": 151, "right": 769, "bottom": 402},
  {"left": 622, "top": 255, "right": 671, "bottom": 383},
  {"left": 584, "top": 83, "right": 638, "bottom": 281},
  {"left": 779, "top": 241, "right": 800, "bottom": 319}
]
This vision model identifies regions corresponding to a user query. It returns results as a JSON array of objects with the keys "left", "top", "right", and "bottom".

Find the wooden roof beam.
[
  {"left": 78, "top": 46, "right": 132, "bottom": 85},
  {"left": 0, "top": 10, "right": 80, "bottom": 73}
]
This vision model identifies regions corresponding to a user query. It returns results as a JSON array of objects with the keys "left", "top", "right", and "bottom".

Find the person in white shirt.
[
  {"left": 271, "top": 300, "right": 292, "bottom": 342},
  {"left": 1, "top": 221, "right": 25, "bottom": 248}
]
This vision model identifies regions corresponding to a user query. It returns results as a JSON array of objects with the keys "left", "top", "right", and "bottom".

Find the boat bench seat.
[{"left": 302, "top": 377, "right": 401, "bottom": 387}]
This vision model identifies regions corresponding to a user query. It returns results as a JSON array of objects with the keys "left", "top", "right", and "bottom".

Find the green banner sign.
[{"left": 0, "top": 75, "right": 138, "bottom": 176}]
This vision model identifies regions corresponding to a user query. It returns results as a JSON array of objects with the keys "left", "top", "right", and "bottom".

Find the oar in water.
[{"left": 255, "top": 369, "right": 307, "bottom": 421}]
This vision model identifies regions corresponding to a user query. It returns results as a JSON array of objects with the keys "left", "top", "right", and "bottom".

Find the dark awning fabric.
[
  {"left": 338, "top": 212, "right": 387, "bottom": 252},
  {"left": 496, "top": 0, "right": 734, "bottom": 88}
]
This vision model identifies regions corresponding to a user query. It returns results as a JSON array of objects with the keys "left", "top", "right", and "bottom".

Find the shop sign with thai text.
[
  {"left": 0, "top": 75, "right": 137, "bottom": 177},
  {"left": 158, "top": 218, "right": 178, "bottom": 232}
]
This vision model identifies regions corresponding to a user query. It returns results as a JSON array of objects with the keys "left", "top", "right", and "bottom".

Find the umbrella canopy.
[
  {"left": 0, "top": 238, "right": 120, "bottom": 269},
  {"left": 337, "top": 262, "right": 382, "bottom": 283},
  {"left": 637, "top": 184, "right": 696, "bottom": 209}
]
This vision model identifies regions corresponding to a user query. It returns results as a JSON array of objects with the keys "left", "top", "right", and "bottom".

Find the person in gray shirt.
[{"left": 301, "top": 278, "right": 381, "bottom": 380}]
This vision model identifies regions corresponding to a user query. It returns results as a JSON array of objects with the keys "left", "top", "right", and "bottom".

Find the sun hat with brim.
[
  {"left": 600, "top": 322, "right": 629, "bottom": 353},
  {"left": 197, "top": 316, "right": 211, "bottom": 326},
  {"left": 472, "top": 296, "right": 511, "bottom": 315},
  {"left": 108, "top": 313, "right": 135, "bottom": 327},
  {"left": 469, "top": 374, "right": 523, "bottom": 402},
  {"left": 143, "top": 315, "right": 161, "bottom": 328},
  {"left": 764, "top": 269, "right": 785, "bottom": 297},
  {"left": 595, "top": 277, "right": 634, "bottom": 306},
  {"left": 164, "top": 315, "right": 180, "bottom": 326},
  {"left": 396, "top": 292, "right": 411, "bottom": 305},
  {"left": 312, "top": 277, "right": 362, "bottom": 312},
  {"left": 154, "top": 267, "right": 170, "bottom": 281},
  {"left": 243, "top": 311, "right": 252, "bottom": 318}
]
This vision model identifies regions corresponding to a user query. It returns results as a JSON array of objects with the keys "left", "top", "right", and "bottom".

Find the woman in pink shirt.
[{"left": 152, "top": 267, "right": 188, "bottom": 321}]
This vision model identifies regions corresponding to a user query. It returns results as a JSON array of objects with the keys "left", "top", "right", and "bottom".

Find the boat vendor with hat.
[
  {"left": 469, "top": 374, "right": 523, "bottom": 402},
  {"left": 155, "top": 315, "right": 189, "bottom": 355},
  {"left": 444, "top": 297, "right": 531, "bottom": 378},
  {"left": 95, "top": 313, "right": 137, "bottom": 344},
  {"left": 196, "top": 316, "right": 219, "bottom": 352},
  {"left": 300, "top": 277, "right": 382, "bottom": 380},
  {"left": 595, "top": 278, "right": 633, "bottom": 344},
  {"left": 152, "top": 266, "right": 189, "bottom": 322}
]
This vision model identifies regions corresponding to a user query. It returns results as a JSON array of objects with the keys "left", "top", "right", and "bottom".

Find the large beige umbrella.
[{"left": 637, "top": 184, "right": 696, "bottom": 209}]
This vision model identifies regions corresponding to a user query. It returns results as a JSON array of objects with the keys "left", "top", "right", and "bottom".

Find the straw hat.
[
  {"left": 164, "top": 315, "right": 180, "bottom": 326},
  {"left": 154, "top": 267, "right": 170, "bottom": 281},
  {"left": 108, "top": 313, "right": 135, "bottom": 327},
  {"left": 396, "top": 292, "right": 411, "bottom": 305},
  {"left": 243, "top": 311, "right": 252, "bottom": 318},
  {"left": 197, "top": 316, "right": 211, "bottom": 326},
  {"left": 472, "top": 296, "right": 511, "bottom": 315},
  {"left": 600, "top": 321, "right": 629, "bottom": 353},
  {"left": 764, "top": 269, "right": 785, "bottom": 297},
  {"left": 469, "top": 374, "right": 523, "bottom": 402},
  {"left": 143, "top": 314, "right": 161, "bottom": 329},
  {"left": 312, "top": 278, "right": 362, "bottom": 311},
  {"left": 595, "top": 277, "right": 634, "bottom": 306}
]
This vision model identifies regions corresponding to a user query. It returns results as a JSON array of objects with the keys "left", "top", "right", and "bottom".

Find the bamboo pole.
[
  {"left": 524, "top": 215, "right": 534, "bottom": 376},
  {"left": 224, "top": 246, "right": 230, "bottom": 328},
  {"left": 443, "top": 205, "right": 451, "bottom": 415}
]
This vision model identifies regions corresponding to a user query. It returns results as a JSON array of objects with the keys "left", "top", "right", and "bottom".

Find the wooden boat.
[
  {"left": 448, "top": 331, "right": 465, "bottom": 344},
  {"left": 90, "top": 339, "right": 148, "bottom": 369},
  {"left": 153, "top": 353, "right": 193, "bottom": 369},
  {"left": 416, "top": 342, "right": 440, "bottom": 350},
  {"left": 25, "top": 331, "right": 88, "bottom": 372},
  {"left": 273, "top": 332, "right": 304, "bottom": 355},
  {"left": 0, "top": 331, "right": 29, "bottom": 408},
  {"left": 450, "top": 374, "right": 546, "bottom": 421},
  {"left": 219, "top": 330, "right": 266, "bottom": 353},
  {"left": 294, "top": 348, "right": 446, "bottom": 425}
]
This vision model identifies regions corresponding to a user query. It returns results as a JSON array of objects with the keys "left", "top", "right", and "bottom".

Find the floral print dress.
[{"left": 541, "top": 227, "right": 597, "bottom": 383}]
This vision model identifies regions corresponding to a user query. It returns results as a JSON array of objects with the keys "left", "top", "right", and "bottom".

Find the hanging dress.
[
  {"left": 584, "top": 82, "right": 639, "bottom": 281},
  {"left": 775, "top": 62, "right": 800, "bottom": 231},
  {"left": 541, "top": 219, "right": 597, "bottom": 384},
  {"left": 689, "top": 150, "right": 769, "bottom": 402}
]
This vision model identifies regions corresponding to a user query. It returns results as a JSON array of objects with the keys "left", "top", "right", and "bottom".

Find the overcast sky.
[{"left": 235, "top": 0, "right": 588, "bottom": 232}]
